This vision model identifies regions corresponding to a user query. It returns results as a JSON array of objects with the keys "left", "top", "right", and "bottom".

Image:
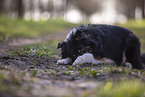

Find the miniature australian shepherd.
[{"left": 57, "top": 24, "right": 144, "bottom": 70}]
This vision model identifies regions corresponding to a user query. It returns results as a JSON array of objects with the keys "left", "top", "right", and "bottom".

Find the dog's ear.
[
  {"left": 75, "top": 29, "right": 83, "bottom": 36},
  {"left": 57, "top": 42, "right": 65, "bottom": 49}
]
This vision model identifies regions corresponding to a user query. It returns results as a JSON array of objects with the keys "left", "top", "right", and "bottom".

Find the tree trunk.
[
  {"left": 0, "top": 0, "right": 4, "bottom": 14},
  {"left": 131, "top": 0, "right": 136, "bottom": 19},
  {"left": 17, "top": 0, "right": 24, "bottom": 18},
  {"left": 142, "top": 0, "right": 145, "bottom": 18}
]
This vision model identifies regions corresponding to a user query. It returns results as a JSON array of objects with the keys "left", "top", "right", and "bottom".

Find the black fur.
[
  {"left": 141, "top": 53, "right": 145, "bottom": 67},
  {"left": 57, "top": 24, "right": 144, "bottom": 70}
]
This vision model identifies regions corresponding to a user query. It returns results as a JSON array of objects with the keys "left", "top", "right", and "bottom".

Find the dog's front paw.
[
  {"left": 124, "top": 62, "right": 132, "bottom": 69},
  {"left": 56, "top": 59, "right": 67, "bottom": 64},
  {"left": 56, "top": 58, "right": 72, "bottom": 65},
  {"left": 72, "top": 53, "right": 100, "bottom": 66}
]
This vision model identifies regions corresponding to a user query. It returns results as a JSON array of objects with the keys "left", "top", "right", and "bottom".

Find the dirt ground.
[
  {"left": 0, "top": 28, "right": 100, "bottom": 97},
  {"left": 0, "top": 28, "right": 145, "bottom": 97}
]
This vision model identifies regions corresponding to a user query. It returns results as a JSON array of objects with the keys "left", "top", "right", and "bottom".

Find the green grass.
[
  {"left": 83, "top": 80, "right": 145, "bottom": 97},
  {"left": 0, "top": 16, "right": 77, "bottom": 42},
  {"left": 13, "top": 40, "right": 58, "bottom": 57},
  {"left": 100, "top": 80, "right": 145, "bottom": 97}
]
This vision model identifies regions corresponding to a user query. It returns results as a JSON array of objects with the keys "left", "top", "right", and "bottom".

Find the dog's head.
[
  {"left": 57, "top": 24, "right": 103, "bottom": 61},
  {"left": 57, "top": 25, "right": 90, "bottom": 61}
]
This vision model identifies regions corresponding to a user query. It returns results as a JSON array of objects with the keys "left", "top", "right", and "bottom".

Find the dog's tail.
[{"left": 141, "top": 53, "right": 145, "bottom": 70}]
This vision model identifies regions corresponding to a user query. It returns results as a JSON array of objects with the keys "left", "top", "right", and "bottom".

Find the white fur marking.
[
  {"left": 57, "top": 58, "right": 72, "bottom": 65},
  {"left": 72, "top": 53, "right": 115, "bottom": 65},
  {"left": 122, "top": 52, "right": 126, "bottom": 64},
  {"left": 124, "top": 62, "right": 132, "bottom": 69},
  {"left": 72, "top": 53, "right": 100, "bottom": 65},
  {"left": 57, "top": 53, "right": 115, "bottom": 66},
  {"left": 98, "top": 57, "right": 115, "bottom": 64},
  {"left": 64, "top": 28, "right": 77, "bottom": 42}
]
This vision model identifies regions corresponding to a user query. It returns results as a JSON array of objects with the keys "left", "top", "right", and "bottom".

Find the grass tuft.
[
  {"left": 98, "top": 80, "right": 145, "bottom": 97},
  {"left": 13, "top": 40, "right": 58, "bottom": 57}
]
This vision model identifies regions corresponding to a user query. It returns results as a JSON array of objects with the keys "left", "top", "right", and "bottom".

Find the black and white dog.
[{"left": 57, "top": 24, "right": 144, "bottom": 70}]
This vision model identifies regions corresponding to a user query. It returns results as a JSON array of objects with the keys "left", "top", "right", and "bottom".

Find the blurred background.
[
  {"left": 0, "top": 0, "right": 145, "bottom": 51},
  {"left": 0, "top": 0, "right": 145, "bottom": 24}
]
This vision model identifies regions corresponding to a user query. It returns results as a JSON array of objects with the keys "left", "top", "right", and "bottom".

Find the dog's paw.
[
  {"left": 56, "top": 58, "right": 72, "bottom": 65},
  {"left": 72, "top": 53, "right": 100, "bottom": 65},
  {"left": 124, "top": 62, "right": 132, "bottom": 69},
  {"left": 56, "top": 59, "right": 68, "bottom": 64}
]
